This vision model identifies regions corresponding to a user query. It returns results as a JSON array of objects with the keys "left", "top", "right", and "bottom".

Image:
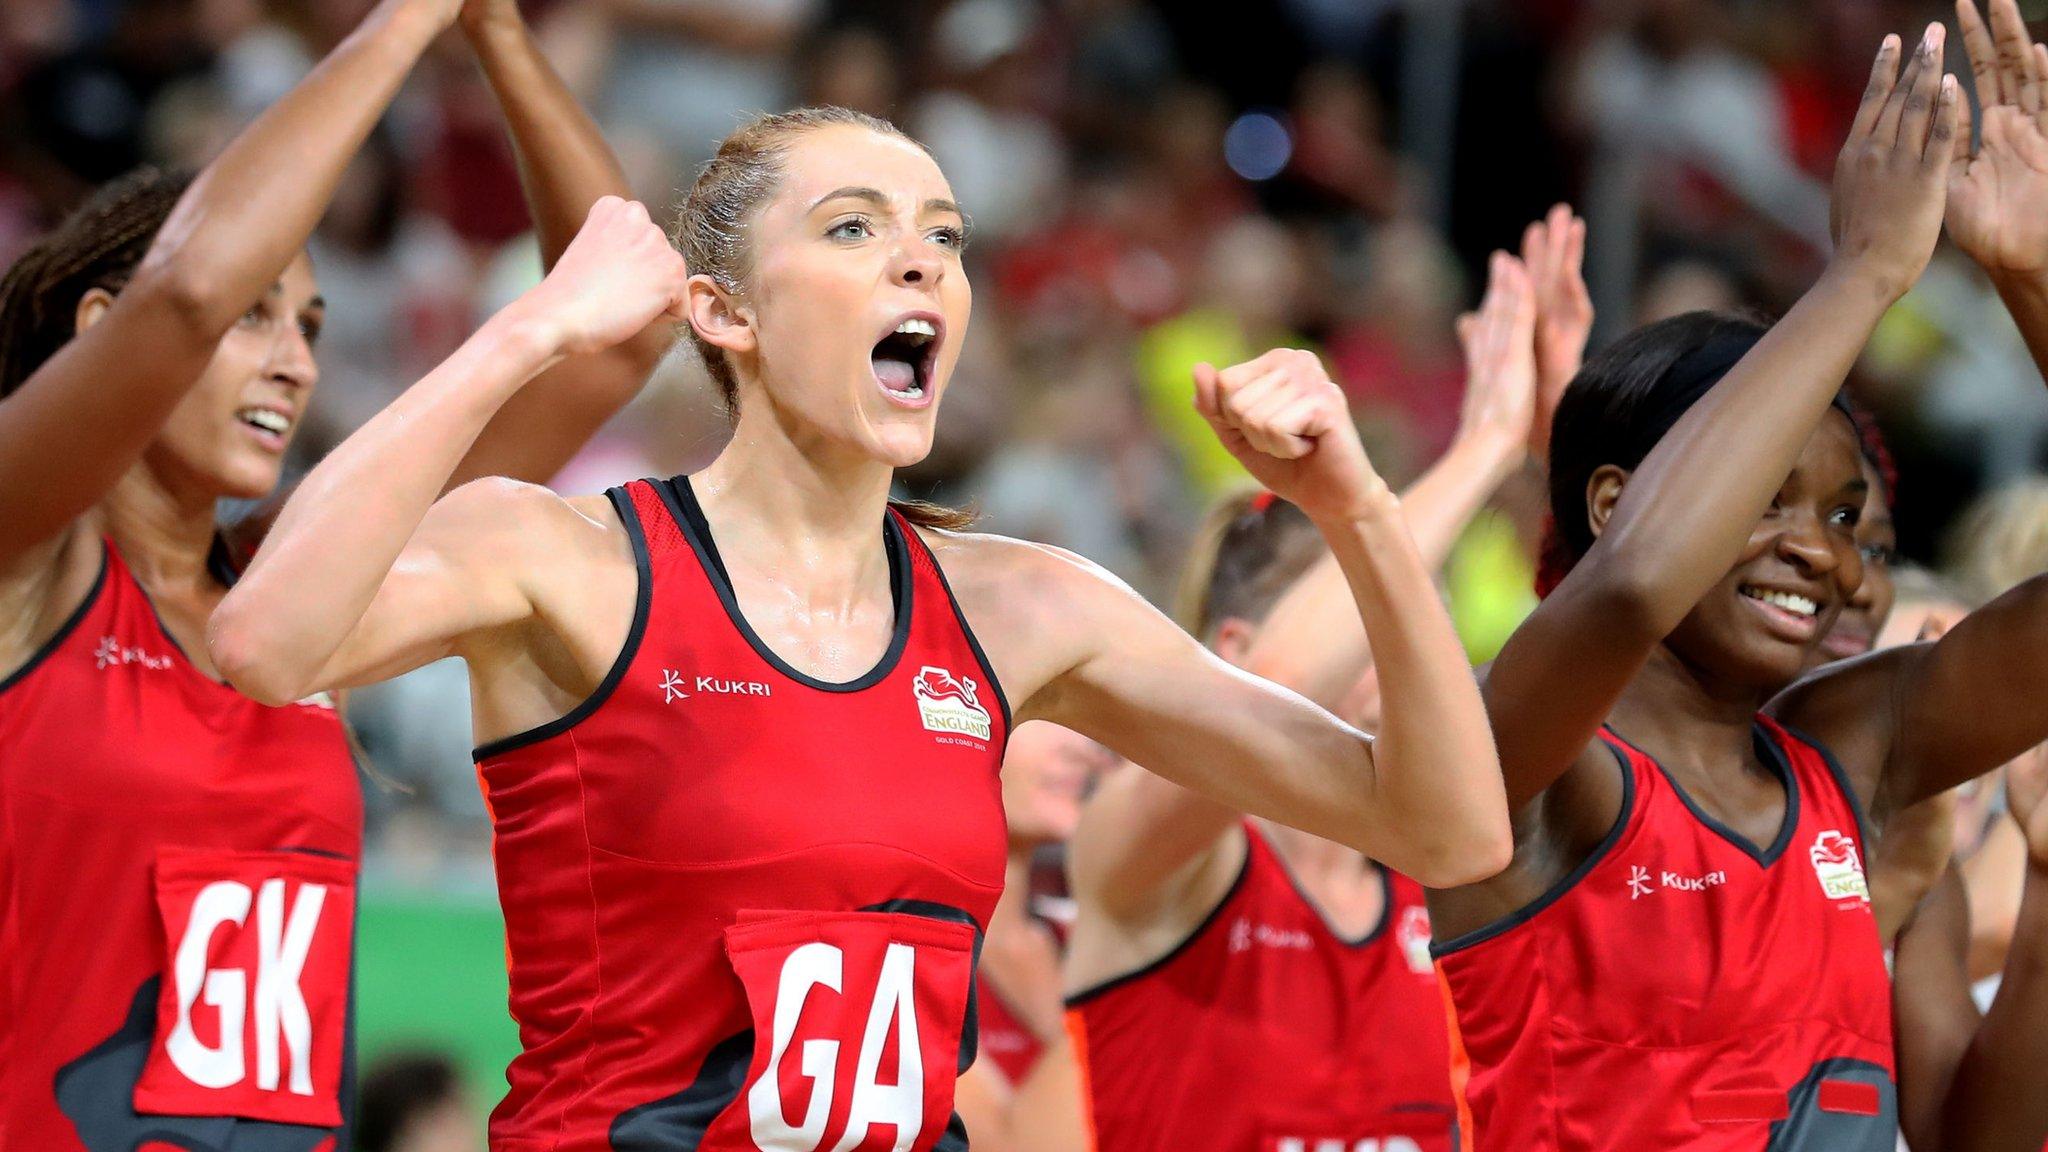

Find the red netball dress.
[
  {"left": 1068, "top": 825, "right": 1456, "bottom": 1152},
  {"left": 972, "top": 974, "right": 1044, "bottom": 1086},
  {"left": 1434, "top": 718, "right": 1896, "bottom": 1151},
  {"left": 0, "top": 540, "right": 362, "bottom": 1152},
  {"left": 473, "top": 477, "right": 1012, "bottom": 1152}
]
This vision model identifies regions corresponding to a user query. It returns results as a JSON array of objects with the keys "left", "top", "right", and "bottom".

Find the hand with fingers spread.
[
  {"left": 1519, "top": 204, "right": 1591, "bottom": 454},
  {"left": 1949, "top": 0, "right": 2048, "bottom": 278},
  {"left": 1194, "top": 349, "right": 1389, "bottom": 524},
  {"left": 1453, "top": 251, "right": 1540, "bottom": 458},
  {"left": 1832, "top": 25, "right": 1963, "bottom": 298}
]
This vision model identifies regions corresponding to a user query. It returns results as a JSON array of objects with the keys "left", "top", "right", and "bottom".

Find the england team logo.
[
  {"left": 1809, "top": 830, "right": 1870, "bottom": 903},
  {"left": 1395, "top": 905, "right": 1434, "bottom": 974},
  {"left": 913, "top": 666, "right": 992, "bottom": 741}
]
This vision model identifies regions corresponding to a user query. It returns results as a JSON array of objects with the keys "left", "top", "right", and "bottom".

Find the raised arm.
[
  {"left": 208, "top": 198, "right": 687, "bottom": 704},
  {"left": 0, "top": 0, "right": 456, "bottom": 562},
  {"left": 1023, "top": 348, "right": 1510, "bottom": 889},
  {"left": 1483, "top": 30, "right": 1957, "bottom": 812},
  {"left": 1069, "top": 257, "right": 1537, "bottom": 907},
  {"left": 446, "top": 0, "right": 678, "bottom": 488},
  {"left": 1803, "top": 0, "right": 2048, "bottom": 809}
]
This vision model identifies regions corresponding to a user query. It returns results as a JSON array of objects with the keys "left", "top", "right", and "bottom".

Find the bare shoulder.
[
  {"left": 1766, "top": 645, "right": 1917, "bottom": 809},
  {"left": 430, "top": 478, "right": 630, "bottom": 568},
  {"left": 0, "top": 522, "right": 100, "bottom": 681},
  {"left": 914, "top": 528, "right": 1161, "bottom": 715}
]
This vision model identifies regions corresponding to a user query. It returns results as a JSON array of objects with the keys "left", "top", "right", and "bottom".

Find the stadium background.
[{"left": 7, "top": 0, "right": 2048, "bottom": 1138}]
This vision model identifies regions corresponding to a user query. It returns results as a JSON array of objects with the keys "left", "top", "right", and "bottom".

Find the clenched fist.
[
  {"left": 1193, "top": 348, "right": 1390, "bottom": 524},
  {"left": 518, "top": 197, "right": 690, "bottom": 359}
]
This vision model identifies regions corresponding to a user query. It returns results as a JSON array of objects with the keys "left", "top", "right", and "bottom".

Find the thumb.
[{"left": 1193, "top": 361, "right": 1221, "bottom": 419}]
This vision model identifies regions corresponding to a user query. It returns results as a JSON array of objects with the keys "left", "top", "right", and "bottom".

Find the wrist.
[
  {"left": 1306, "top": 476, "right": 1401, "bottom": 533},
  {"left": 481, "top": 299, "right": 571, "bottom": 368},
  {"left": 1991, "top": 266, "right": 2048, "bottom": 309},
  {"left": 1449, "top": 423, "right": 1529, "bottom": 476},
  {"left": 373, "top": 0, "right": 457, "bottom": 44},
  {"left": 1816, "top": 256, "right": 1914, "bottom": 310}
]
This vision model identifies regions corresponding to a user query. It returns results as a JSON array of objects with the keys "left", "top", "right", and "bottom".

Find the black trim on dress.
[
  {"left": 472, "top": 485, "right": 653, "bottom": 761},
  {"left": 1772, "top": 718, "right": 1875, "bottom": 848},
  {"left": 1065, "top": 838, "right": 1255, "bottom": 1007},
  {"left": 0, "top": 541, "right": 108, "bottom": 696},
  {"left": 1248, "top": 822, "right": 1396, "bottom": 948},
  {"left": 1606, "top": 721, "right": 1800, "bottom": 868},
  {"left": 901, "top": 519, "right": 1013, "bottom": 732},
  {"left": 658, "top": 474, "right": 912, "bottom": 693},
  {"left": 1431, "top": 738, "right": 1639, "bottom": 957}
]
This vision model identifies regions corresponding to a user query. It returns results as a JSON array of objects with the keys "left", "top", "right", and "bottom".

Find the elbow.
[
  {"left": 127, "top": 250, "right": 239, "bottom": 340},
  {"left": 1407, "top": 826, "right": 1515, "bottom": 890},
  {"left": 1572, "top": 558, "right": 1682, "bottom": 645},
  {"left": 206, "top": 610, "right": 311, "bottom": 708}
]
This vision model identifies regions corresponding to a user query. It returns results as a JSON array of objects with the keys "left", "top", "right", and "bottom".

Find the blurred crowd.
[{"left": 6, "top": 0, "right": 2048, "bottom": 880}]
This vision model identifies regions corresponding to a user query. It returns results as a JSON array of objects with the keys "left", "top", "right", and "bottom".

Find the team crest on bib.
[
  {"left": 1809, "top": 830, "right": 1870, "bottom": 903},
  {"left": 912, "top": 665, "right": 992, "bottom": 741},
  {"left": 1395, "top": 905, "right": 1434, "bottom": 974}
]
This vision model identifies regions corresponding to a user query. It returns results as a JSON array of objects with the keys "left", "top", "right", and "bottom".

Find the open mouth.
[
  {"left": 236, "top": 406, "right": 294, "bottom": 450},
  {"left": 1739, "top": 584, "right": 1823, "bottom": 640},
  {"left": 871, "top": 316, "right": 940, "bottom": 407}
]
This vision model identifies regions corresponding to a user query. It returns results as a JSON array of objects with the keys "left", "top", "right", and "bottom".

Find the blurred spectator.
[
  {"left": 596, "top": 0, "right": 817, "bottom": 167},
  {"left": 357, "top": 1051, "right": 482, "bottom": 1152},
  {"left": 911, "top": 0, "right": 1065, "bottom": 242},
  {"left": 1137, "top": 214, "right": 1310, "bottom": 496}
]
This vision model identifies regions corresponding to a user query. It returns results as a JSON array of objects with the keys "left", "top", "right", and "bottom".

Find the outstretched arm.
[
  {"left": 1069, "top": 255, "right": 1537, "bottom": 908},
  {"left": 1813, "top": 0, "right": 2048, "bottom": 809},
  {"left": 1483, "top": 30, "right": 1957, "bottom": 812},
  {"left": 448, "top": 0, "right": 678, "bottom": 488},
  {"left": 208, "top": 199, "right": 688, "bottom": 704},
  {"left": 1027, "top": 349, "right": 1511, "bottom": 889},
  {"left": 0, "top": 0, "right": 456, "bottom": 563}
]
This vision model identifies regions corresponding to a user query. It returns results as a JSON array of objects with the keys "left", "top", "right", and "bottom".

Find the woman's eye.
[
  {"left": 1860, "top": 541, "right": 1896, "bottom": 565},
  {"left": 239, "top": 304, "right": 267, "bottom": 327},
  {"left": 829, "top": 219, "right": 872, "bottom": 241},
  {"left": 930, "top": 226, "right": 967, "bottom": 250},
  {"left": 1829, "top": 506, "right": 1860, "bottom": 528}
]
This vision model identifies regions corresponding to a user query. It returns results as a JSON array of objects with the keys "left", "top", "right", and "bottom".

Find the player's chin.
[
  {"left": 213, "top": 449, "right": 289, "bottom": 501},
  {"left": 860, "top": 411, "right": 940, "bottom": 469}
]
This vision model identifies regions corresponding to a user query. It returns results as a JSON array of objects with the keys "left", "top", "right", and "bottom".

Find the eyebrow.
[{"left": 809, "top": 186, "right": 967, "bottom": 220}]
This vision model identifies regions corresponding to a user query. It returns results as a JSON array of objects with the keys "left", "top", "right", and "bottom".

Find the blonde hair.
[
  {"left": 1945, "top": 479, "right": 2048, "bottom": 603},
  {"left": 673, "top": 106, "right": 971, "bottom": 532},
  {"left": 1174, "top": 487, "right": 1327, "bottom": 640}
]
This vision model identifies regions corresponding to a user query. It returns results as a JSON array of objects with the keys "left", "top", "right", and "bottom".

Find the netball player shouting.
[
  {"left": 208, "top": 107, "right": 1512, "bottom": 1150},
  {"left": 1062, "top": 248, "right": 1558, "bottom": 1152},
  {"left": 0, "top": 0, "right": 670, "bottom": 1146},
  {"left": 1423, "top": 24, "right": 2048, "bottom": 1150}
]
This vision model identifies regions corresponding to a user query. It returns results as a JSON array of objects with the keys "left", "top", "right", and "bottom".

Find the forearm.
[
  {"left": 593, "top": 0, "right": 800, "bottom": 52},
  {"left": 1241, "top": 428, "right": 1520, "bottom": 712},
  {"left": 464, "top": 10, "right": 627, "bottom": 267},
  {"left": 1941, "top": 854, "right": 2048, "bottom": 1152},
  {"left": 211, "top": 312, "right": 559, "bottom": 697},
  {"left": 1991, "top": 272, "right": 2048, "bottom": 389},
  {"left": 142, "top": 0, "right": 443, "bottom": 331},
  {"left": 447, "top": 8, "right": 675, "bottom": 487},
  {"left": 1589, "top": 264, "right": 1895, "bottom": 630},
  {"left": 1313, "top": 489, "right": 1507, "bottom": 882}
]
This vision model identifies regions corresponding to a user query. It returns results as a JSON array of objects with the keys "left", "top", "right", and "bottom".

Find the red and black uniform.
[
  {"left": 1435, "top": 717, "right": 1895, "bottom": 1151},
  {"left": 972, "top": 974, "right": 1044, "bottom": 1086},
  {"left": 474, "top": 476, "right": 1011, "bottom": 1152},
  {"left": 1068, "top": 824, "right": 1456, "bottom": 1152},
  {"left": 0, "top": 540, "right": 362, "bottom": 1152}
]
